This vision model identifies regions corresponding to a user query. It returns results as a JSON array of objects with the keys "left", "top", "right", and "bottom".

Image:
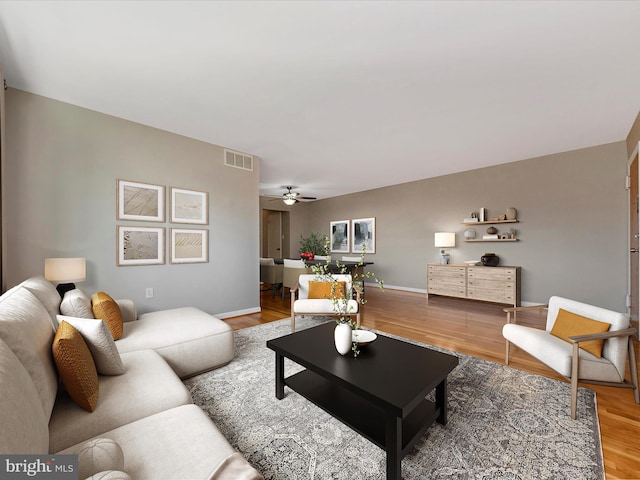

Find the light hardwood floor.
[{"left": 227, "top": 287, "right": 640, "bottom": 480}]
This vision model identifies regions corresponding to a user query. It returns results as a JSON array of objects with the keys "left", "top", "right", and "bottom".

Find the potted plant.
[
  {"left": 299, "top": 232, "right": 326, "bottom": 259},
  {"left": 310, "top": 238, "right": 383, "bottom": 357}
]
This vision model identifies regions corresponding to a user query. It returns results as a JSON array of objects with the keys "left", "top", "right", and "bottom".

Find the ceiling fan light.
[{"left": 283, "top": 197, "right": 296, "bottom": 206}]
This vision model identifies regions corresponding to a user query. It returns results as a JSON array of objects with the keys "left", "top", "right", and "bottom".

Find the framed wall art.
[
  {"left": 351, "top": 217, "right": 376, "bottom": 253},
  {"left": 117, "top": 226, "right": 165, "bottom": 266},
  {"left": 170, "top": 228, "right": 208, "bottom": 264},
  {"left": 330, "top": 220, "right": 350, "bottom": 253},
  {"left": 117, "top": 179, "right": 165, "bottom": 222},
  {"left": 170, "top": 187, "right": 208, "bottom": 224}
]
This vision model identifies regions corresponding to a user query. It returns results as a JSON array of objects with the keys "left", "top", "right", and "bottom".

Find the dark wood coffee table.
[{"left": 266, "top": 322, "right": 459, "bottom": 480}]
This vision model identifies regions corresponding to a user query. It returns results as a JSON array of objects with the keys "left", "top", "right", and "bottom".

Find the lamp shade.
[
  {"left": 283, "top": 197, "right": 296, "bottom": 206},
  {"left": 44, "top": 258, "right": 86, "bottom": 283},
  {"left": 434, "top": 232, "right": 455, "bottom": 248}
]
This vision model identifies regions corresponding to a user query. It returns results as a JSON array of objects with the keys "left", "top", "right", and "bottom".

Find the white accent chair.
[
  {"left": 503, "top": 296, "right": 639, "bottom": 419},
  {"left": 290, "top": 274, "right": 361, "bottom": 333},
  {"left": 282, "top": 259, "right": 311, "bottom": 301}
]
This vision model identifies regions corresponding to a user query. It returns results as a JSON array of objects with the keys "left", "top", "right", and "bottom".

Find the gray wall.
[
  {"left": 4, "top": 89, "right": 260, "bottom": 317},
  {"left": 304, "top": 142, "right": 629, "bottom": 311}
]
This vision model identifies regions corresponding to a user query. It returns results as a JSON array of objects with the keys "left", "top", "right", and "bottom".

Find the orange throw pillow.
[
  {"left": 91, "top": 292, "right": 124, "bottom": 340},
  {"left": 52, "top": 321, "right": 99, "bottom": 412},
  {"left": 308, "top": 281, "right": 346, "bottom": 299},
  {"left": 550, "top": 308, "right": 611, "bottom": 357}
]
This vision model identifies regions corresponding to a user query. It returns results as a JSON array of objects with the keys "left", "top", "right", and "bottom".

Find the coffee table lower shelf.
[{"left": 285, "top": 369, "right": 441, "bottom": 457}]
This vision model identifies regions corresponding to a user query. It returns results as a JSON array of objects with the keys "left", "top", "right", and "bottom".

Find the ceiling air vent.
[{"left": 224, "top": 149, "right": 253, "bottom": 172}]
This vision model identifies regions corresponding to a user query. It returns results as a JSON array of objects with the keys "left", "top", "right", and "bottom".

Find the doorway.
[{"left": 262, "top": 209, "right": 290, "bottom": 259}]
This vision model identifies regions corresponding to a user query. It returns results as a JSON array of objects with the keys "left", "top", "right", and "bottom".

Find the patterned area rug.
[{"left": 184, "top": 317, "right": 604, "bottom": 480}]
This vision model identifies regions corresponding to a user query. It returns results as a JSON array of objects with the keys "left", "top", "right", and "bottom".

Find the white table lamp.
[
  {"left": 45, "top": 257, "right": 86, "bottom": 297},
  {"left": 434, "top": 232, "right": 455, "bottom": 264}
]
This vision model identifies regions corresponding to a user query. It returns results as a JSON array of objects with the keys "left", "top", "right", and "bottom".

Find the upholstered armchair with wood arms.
[
  {"left": 290, "top": 274, "right": 361, "bottom": 333},
  {"left": 503, "top": 296, "right": 639, "bottom": 419}
]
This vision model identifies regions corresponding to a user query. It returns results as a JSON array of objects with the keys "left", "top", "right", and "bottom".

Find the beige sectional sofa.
[{"left": 0, "top": 276, "right": 263, "bottom": 480}]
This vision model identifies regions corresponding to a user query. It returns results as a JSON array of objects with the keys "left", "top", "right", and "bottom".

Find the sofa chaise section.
[
  {"left": 48, "top": 348, "right": 193, "bottom": 452},
  {"left": 116, "top": 306, "right": 234, "bottom": 378}
]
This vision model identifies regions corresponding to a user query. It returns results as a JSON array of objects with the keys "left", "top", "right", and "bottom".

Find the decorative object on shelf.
[
  {"left": 498, "top": 214, "right": 507, "bottom": 221},
  {"left": 481, "top": 253, "right": 500, "bottom": 267},
  {"left": 486, "top": 226, "right": 498, "bottom": 235},
  {"left": 434, "top": 232, "right": 456, "bottom": 265},
  {"left": 464, "top": 212, "right": 479, "bottom": 223},
  {"left": 464, "top": 260, "right": 479, "bottom": 265},
  {"left": 334, "top": 322, "right": 353, "bottom": 355},
  {"left": 510, "top": 228, "right": 516, "bottom": 239},
  {"left": 480, "top": 207, "right": 487, "bottom": 222},
  {"left": 464, "top": 228, "right": 476, "bottom": 239},
  {"left": 506, "top": 207, "right": 517, "bottom": 220}
]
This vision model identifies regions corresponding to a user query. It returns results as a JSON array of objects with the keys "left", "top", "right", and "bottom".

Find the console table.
[{"left": 427, "top": 264, "right": 521, "bottom": 307}]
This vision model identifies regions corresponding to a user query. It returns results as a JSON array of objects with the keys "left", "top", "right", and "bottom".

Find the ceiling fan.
[{"left": 267, "top": 186, "right": 317, "bottom": 205}]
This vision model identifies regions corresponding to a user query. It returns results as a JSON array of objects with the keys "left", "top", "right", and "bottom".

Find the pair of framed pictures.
[
  {"left": 330, "top": 217, "right": 376, "bottom": 254},
  {"left": 117, "top": 226, "right": 208, "bottom": 265},
  {"left": 116, "top": 180, "right": 209, "bottom": 265},
  {"left": 117, "top": 179, "right": 208, "bottom": 225}
]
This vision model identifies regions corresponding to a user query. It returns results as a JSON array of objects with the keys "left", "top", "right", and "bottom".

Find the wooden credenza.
[{"left": 427, "top": 264, "right": 521, "bottom": 307}]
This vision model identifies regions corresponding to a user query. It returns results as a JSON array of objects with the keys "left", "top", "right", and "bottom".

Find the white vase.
[{"left": 334, "top": 323, "right": 352, "bottom": 355}]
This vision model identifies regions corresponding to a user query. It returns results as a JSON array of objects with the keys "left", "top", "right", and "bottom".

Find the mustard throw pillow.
[
  {"left": 91, "top": 292, "right": 124, "bottom": 340},
  {"left": 52, "top": 321, "right": 99, "bottom": 412},
  {"left": 550, "top": 308, "right": 611, "bottom": 357},
  {"left": 308, "top": 281, "right": 346, "bottom": 299}
]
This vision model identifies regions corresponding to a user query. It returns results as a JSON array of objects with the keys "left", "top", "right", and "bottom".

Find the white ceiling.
[{"left": 1, "top": 1, "right": 640, "bottom": 201}]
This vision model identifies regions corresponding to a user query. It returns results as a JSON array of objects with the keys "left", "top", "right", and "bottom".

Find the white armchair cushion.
[
  {"left": 293, "top": 298, "right": 359, "bottom": 314},
  {"left": 502, "top": 323, "right": 622, "bottom": 382},
  {"left": 56, "top": 315, "right": 125, "bottom": 376}
]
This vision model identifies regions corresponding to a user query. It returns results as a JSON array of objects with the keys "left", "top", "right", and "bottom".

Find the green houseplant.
[
  {"left": 309, "top": 238, "right": 383, "bottom": 357},
  {"left": 299, "top": 232, "right": 327, "bottom": 259}
]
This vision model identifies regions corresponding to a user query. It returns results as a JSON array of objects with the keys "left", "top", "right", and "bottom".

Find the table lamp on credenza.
[
  {"left": 44, "top": 257, "right": 86, "bottom": 298},
  {"left": 434, "top": 232, "right": 455, "bottom": 265}
]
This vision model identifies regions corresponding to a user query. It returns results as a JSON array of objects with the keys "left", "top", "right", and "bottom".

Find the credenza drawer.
[{"left": 427, "top": 264, "right": 520, "bottom": 306}]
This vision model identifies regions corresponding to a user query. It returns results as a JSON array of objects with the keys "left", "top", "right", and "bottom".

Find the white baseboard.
[{"left": 215, "top": 306, "right": 261, "bottom": 319}]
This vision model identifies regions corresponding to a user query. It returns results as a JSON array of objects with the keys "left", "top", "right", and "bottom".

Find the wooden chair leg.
[
  {"left": 505, "top": 340, "right": 510, "bottom": 365},
  {"left": 629, "top": 337, "right": 640, "bottom": 404},
  {"left": 571, "top": 342, "right": 580, "bottom": 420}
]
